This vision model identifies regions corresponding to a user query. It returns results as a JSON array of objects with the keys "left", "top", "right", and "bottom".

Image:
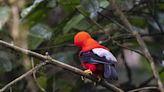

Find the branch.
[
  {"left": 0, "top": 62, "right": 47, "bottom": 92},
  {"left": 109, "top": 40, "right": 164, "bottom": 87},
  {"left": 139, "top": 68, "right": 164, "bottom": 87},
  {"left": 30, "top": 31, "right": 164, "bottom": 51},
  {"left": 76, "top": 7, "right": 105, "bottom": 32},
  {"left": 112, "top": 40, "right": 144, "bottom": 56},
  {"left": 127, "top": 86, "right": 158, "bottom": 92},
  {"left": 104, "top": 30, "right": 164, "bottom": 41},
  {"left": 121, "top": 52, "right": 132, "bottom": 83},
  {"left": 152, "top": 15, "right": 164, "bottom": 32},
  {"left": 108, "top": 0, "right": 164, "bottom": 92},
  {"left": 0, "top": 40, "right": 124, "bottom": 92},
  {"left": 31, "top": 57, "right": 46, "bottom": 92},
  {"left": 98, "top": 12, "right": 129, "bottom": 32}
]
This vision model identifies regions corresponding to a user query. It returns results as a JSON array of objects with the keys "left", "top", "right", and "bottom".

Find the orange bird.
[{"left": 74, "top": 31, "right": 118, "bottom": 81}]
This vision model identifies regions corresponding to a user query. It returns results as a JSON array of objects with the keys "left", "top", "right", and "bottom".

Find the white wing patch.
[{"left": 92, "top": 48, "right": 117, "bottom": 62}]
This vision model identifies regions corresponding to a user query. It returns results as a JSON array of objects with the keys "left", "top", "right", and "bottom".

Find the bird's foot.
[
  {"left": 93, "top": 76, "right": 102, "bottom": 86},
  {"left": 83, "top": 69, "right": 92, "bottom": 75},
  {"left": 97, "top": 76, "right": 102, "bottom": 82},
  {"left": 81, "top": 76, "right": 85, "bottom": 80},
  {"left": 93, "top": 82, "right": 97, "bottom": 86},
  {"left": 81, "top": 69, "right": 92, "bottom": 81}
]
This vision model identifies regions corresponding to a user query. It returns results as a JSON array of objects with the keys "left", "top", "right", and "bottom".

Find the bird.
[{"left": 74, "top": 31, "right": 118, "bottom": 81}]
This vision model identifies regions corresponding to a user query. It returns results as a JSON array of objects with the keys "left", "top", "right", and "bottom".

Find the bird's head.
[
  {"left": 74, "top": 31, "right": 107, "bottom": 52},
  {"left": 74, "top": 31, "right": 92, "bottom": 47}
]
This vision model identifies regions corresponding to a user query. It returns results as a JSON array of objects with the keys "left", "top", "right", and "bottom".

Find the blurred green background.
[{"left": 0, "top": 0, "right": 164, "bottom": 92}]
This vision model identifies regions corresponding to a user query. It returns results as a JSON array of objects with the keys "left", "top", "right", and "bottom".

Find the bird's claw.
[
  {"left": 93, "top": 76, "right": 101, "bottom": 86},
  {"left": 81, "top": 69, "right": 92, "bottom": 81},
  {"left": 81, "top": 76, "right": 85, "bottom": 80},
  {"left": 83, "top": 69, "right": 92, "bottom": 75},
  {"left": 97, "top": 76, "right": 101, "bottom": 82}
]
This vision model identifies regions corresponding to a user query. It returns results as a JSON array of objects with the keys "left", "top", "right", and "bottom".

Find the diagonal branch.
[
  {"left": 139, "top": 68, "right": 164, "bottom": 87},
  {"left": 108, "top": 0, "right": 164, "bottom": 92},
  {"left": 127, "top": 86, "right": 158, "bottom": 92},
  {"left": 76, "top": 7, "right": 105, "bottom": 32},
  {"left": 0, "top": 62, "right": 47, "bottom": 92},
  {"left": 31, "top": 57, "right": 46, "bottom": 92},
  {"left": 0, "top": 40, "right": 124, "bottom": 92},
  {"left": 121, "top": 52, "right": 132, "bottom": 83},
  {"left": 112, "top": 40, "right": 144, "bottom": 56}
]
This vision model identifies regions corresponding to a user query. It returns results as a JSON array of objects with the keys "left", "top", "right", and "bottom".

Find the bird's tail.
[{"left": 104, "top": 64, "right": 118, "bottom": 81}]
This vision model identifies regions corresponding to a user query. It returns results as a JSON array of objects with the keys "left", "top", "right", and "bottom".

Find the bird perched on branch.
[{"left": 74, "top": 31, "right": 118, "bottom": 81}]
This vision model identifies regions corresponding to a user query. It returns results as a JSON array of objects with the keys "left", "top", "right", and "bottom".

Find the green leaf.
[
  {"left": 63, "top": 14, "right": 84, "bottom": 34},
  {"left": 0, "top": 6, "right": 10, "bottom": 30},
  {"left": 52, "top": 51, "right": 76, "bottom": 63},
  {"left": 21, "top": 6, "right": 33, "bottom": 18},
  {"left": 53, "top": 33, "right": 74, "bottom": 45},
  {"left": 37, "top": 76, "right": 48, "bottom": 89},
  {"left": 22, "top": 0, "right": 49, "bottom": 27},
  {"left": 21, "top": 0, "right": 44, "bottom": 18},
  {"left": 55, "top": 79, "right": 72, "bottom": 92},
  {"left": 73, "top": 19, "right": 91, "bottom": 30},
  {"left": 140, "top": 56, "right": 151, "bottom": 73},
  {"left": 80, "top": 0, "right": 100, "bottom": 18},
  {"left": 28, "top": 23, "right": 52, "bottom": 49},
  {"left": 59, "top": 0, "right": 80, "bottom": 13},
  {"left": 47, "top": 0, "right": 57, "bottom": 8},
  {"left": 128, "top": 16, "right": 147, "bottom": 28},
  {"left": 158, "top": 3, "right": 164, "bottom": 10},
  {"left": 100, "top": 0, "right": 109, "bottom": 8},
  {"left": 160, "top": 70, "right": 164, "bottom": 81}
]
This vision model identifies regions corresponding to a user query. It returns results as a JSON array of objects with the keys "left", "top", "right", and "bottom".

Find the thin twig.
[
  {"left": 0, "top": 40, "right": 124, "bottom": 92},
  {"left": 103, "top": 32, "right": 164, "bottom": 42},
  {"left": 98, "top": 12, "right": 129, "bottom": 32},
  {"left": 108, "top": 0, "right": 164, "bottom": 91},
  {"left": 139, "top": 68, "right": 164, "bottom": 87},
  {"left": 76, "top": 6, "right": 105, "bottom": 32},
  {"left": 31, "top": 57, "right": 46, "bottom": 92},
  {"left": 152, "top": 15, "right": 164, "bottom": 32},
  {"left": 9, "top": 87, "right": 12, "bottom": 92},
  {"left": 112, "top": 40, "right": 144, "bottom": 56},
  {"left": 128, "top": 86, "right": 158, "bottom": 92},
  {"left": 121, "top": 52, "right": 132, "bottom": 82},
  {"left": 0, "top": 62, "right": 47, "bottom": 92}
]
